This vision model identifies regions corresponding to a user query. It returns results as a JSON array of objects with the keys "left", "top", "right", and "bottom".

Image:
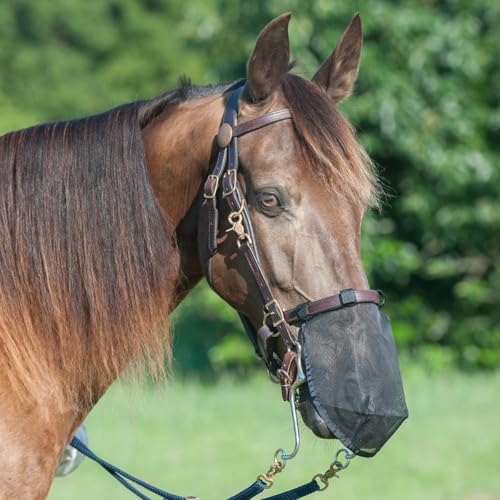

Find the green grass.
[{"left": 48, "top": 364, "right": 500, "bottom": 500}]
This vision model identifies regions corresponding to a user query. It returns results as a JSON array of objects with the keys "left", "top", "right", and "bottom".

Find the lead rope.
[
  {"left": 69, "top": 436, "right": 184, "bottom": 500},
  {"left": 262, "top": 449, "right": 355, "bottom": 500},
  {"left": 70, "top": 434, "right": 353, "bottom": 500},
  {"left": 69, "top": 370, "right": 353, "bottom": 500}
]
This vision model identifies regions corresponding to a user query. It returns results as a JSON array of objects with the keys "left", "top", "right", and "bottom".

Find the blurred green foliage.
[{"left": 0, "top": 0, "right": 498, "bottom": 372}]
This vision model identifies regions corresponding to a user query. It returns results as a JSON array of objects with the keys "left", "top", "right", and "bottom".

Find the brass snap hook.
[
  {"left": 312, "top": 448, "right": 355, "bottom": 491},
  {"left": 225, "top": 200, "right": 246, "bottom": 237}
]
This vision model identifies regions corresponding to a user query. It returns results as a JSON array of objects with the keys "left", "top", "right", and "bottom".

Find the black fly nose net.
[{"left": 300, "top": 302, "right": 408, "bottom": 457}]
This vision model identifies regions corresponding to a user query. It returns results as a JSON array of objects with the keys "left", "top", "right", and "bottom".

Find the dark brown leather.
[
  {"left": 257, "top": 325, "right": 276, "bottom": 367},
  {"left": 279, "top": 351, "right": 297, "bottom": 402},
  {"left": 217, "top": 122, "right": 233, "bottom": 148},
  {"left": 203, "top": 147, "right": 227, "bottom": 254},
  {"left": 233, "top": 109, "right": 292, "bottom": 138},
  {"left": 284, "top": 289, "right": 383, "bottom": 326},
  {"left": 223, "top": 187, "right": 296, "bottom": 349},
  {"left": 200, "top": 84, "right": 297, "bottom": 376}
]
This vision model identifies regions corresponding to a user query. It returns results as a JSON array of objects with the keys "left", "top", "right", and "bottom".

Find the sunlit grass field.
[{"left": 49, "top": 363, "right": 500, "bottom": 500}]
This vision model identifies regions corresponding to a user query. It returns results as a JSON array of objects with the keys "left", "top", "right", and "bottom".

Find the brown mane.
[
  {"left": 282, "top": 74, "right": 380, "bottom": 209},
  {"left": 0, "top": 100, "right": 183, "bottom": 409}
]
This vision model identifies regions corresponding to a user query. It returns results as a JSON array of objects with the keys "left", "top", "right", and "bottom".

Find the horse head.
[{"left": 143, "top": 13, "right": 406, "bottom": 454}]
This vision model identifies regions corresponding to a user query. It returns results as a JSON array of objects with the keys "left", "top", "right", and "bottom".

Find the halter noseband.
[{"left": 199, "top": 82, "right": 384, "bottom": 401}]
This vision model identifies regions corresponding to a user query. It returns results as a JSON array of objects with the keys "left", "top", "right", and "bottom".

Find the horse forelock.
[
  {"left": 0, "top": 103, "right": 180, "bottom": 409},
  {"left": 281, "top": 73, "right": 381, "bottom": 210}
]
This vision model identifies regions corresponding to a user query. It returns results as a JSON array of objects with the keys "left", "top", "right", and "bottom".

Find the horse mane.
[
  {"left": 282, "top": 73, "right": 380, "bottom": 209},
  {"left": 0, "top": 95, "right": 188, "bottom": 409}
]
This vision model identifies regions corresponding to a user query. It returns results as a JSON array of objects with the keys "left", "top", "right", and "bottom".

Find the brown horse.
[{"left": 0, "top": 13, "right": 381, "bottom": 498}]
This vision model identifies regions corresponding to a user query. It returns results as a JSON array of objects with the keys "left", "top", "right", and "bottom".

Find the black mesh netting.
[{"left": 300, "top": 303, "right": 408, "bottom": 457}]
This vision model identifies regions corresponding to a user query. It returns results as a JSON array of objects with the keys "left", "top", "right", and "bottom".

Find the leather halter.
[{"left": 199, "top": 82, "right": 384, "bottom": 400}]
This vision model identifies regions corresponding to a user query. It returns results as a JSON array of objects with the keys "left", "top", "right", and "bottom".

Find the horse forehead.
[{"left": 238, "top": 118, "right": 302, "bottom": 175}]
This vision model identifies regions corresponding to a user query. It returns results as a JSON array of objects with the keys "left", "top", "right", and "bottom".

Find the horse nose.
[{"left": 298, "top": 300, "right": 408, "bottom": 455}]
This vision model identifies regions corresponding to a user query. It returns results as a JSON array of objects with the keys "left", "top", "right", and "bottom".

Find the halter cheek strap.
[{"left": 199, "top": 83, "right": 296, "bottom": 377}]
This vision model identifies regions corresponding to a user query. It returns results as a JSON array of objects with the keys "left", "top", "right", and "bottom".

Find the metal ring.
[
  {"left": 276, "top": 368, "right": 292, "bottom": 383},
  {"left": 377, "top": 289, "right": 386, "bottom": 307},
  {"left": 332, "top": 448, "right": 355, "bottom": 470},
  {"left": 228, "top": 212, "right": 242, "bottom": 225},
  {"left": 273, "top": 448, "right": 287, "bottom": 467}
]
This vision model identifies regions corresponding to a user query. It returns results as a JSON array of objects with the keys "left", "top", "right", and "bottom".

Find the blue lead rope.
[
  {"left": 263, "top": 480, "right": 319, "bottom": 499},
  {"left": 70, "top": 437, "right": 184, "bottom": 500},
  {"left": 70, "top": 437, "right": 320, "bottom": 500},
  {"left": 228, "top": 480, "right": 267, "bottom": 500}
]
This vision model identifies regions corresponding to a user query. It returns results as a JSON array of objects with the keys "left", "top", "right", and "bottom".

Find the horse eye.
[
  {"left": 256, "top": 190, "right": 283, "bottom": 215},
  {"left": 260, "top": 193, "right": 279, "bottom": 208}
]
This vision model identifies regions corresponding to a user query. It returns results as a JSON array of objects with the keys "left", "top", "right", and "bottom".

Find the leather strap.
[
  {"left": 256, "top": 325, "right": 278, "bottom": 370},
  {"left": 284, "top": 289, "right": 384, "bottom": 326},
  {"left": 233, "top": 109, "right": 292, "bottom": 138},
  {"left": 223, "top": 182, "right": 296, "bottom": 350},
  {"left": 279, "top": 351, "right": 297, "bottom": 402},
  {"left": 199, "top": 83, "right": 300, "bottom": 379}
]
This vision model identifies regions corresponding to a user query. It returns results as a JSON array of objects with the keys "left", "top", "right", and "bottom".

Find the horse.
[{"left": 0, "top": 12, "right": 394, "bottom": 498}]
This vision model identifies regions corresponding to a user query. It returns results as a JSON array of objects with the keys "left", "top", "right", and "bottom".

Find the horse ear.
[
  {"left": 246, "top": 13, "right": 291, "bottom": 102},
  {"left": 312, "top": 13, "right": 363, "bottom": 102}
]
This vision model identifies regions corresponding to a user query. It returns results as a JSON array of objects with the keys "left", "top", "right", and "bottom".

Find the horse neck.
[{"left": 142, "top": 94, "right": 225, "bottom": 300}]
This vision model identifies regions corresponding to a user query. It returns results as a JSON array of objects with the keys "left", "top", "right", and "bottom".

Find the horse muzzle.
[{"left": 295, "top": 299, "right": 408, "bottom": 457}]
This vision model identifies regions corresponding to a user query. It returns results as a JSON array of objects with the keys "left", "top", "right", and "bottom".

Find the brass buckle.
[
  {"left": 203, "top": 174, "right": 219, "bottom": 199},
  {"left": 222, "top": 170, "right": 237, "bottom": 198},
  {"left": 263, "top": 299, "right": 285, "bottom": 329}
]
